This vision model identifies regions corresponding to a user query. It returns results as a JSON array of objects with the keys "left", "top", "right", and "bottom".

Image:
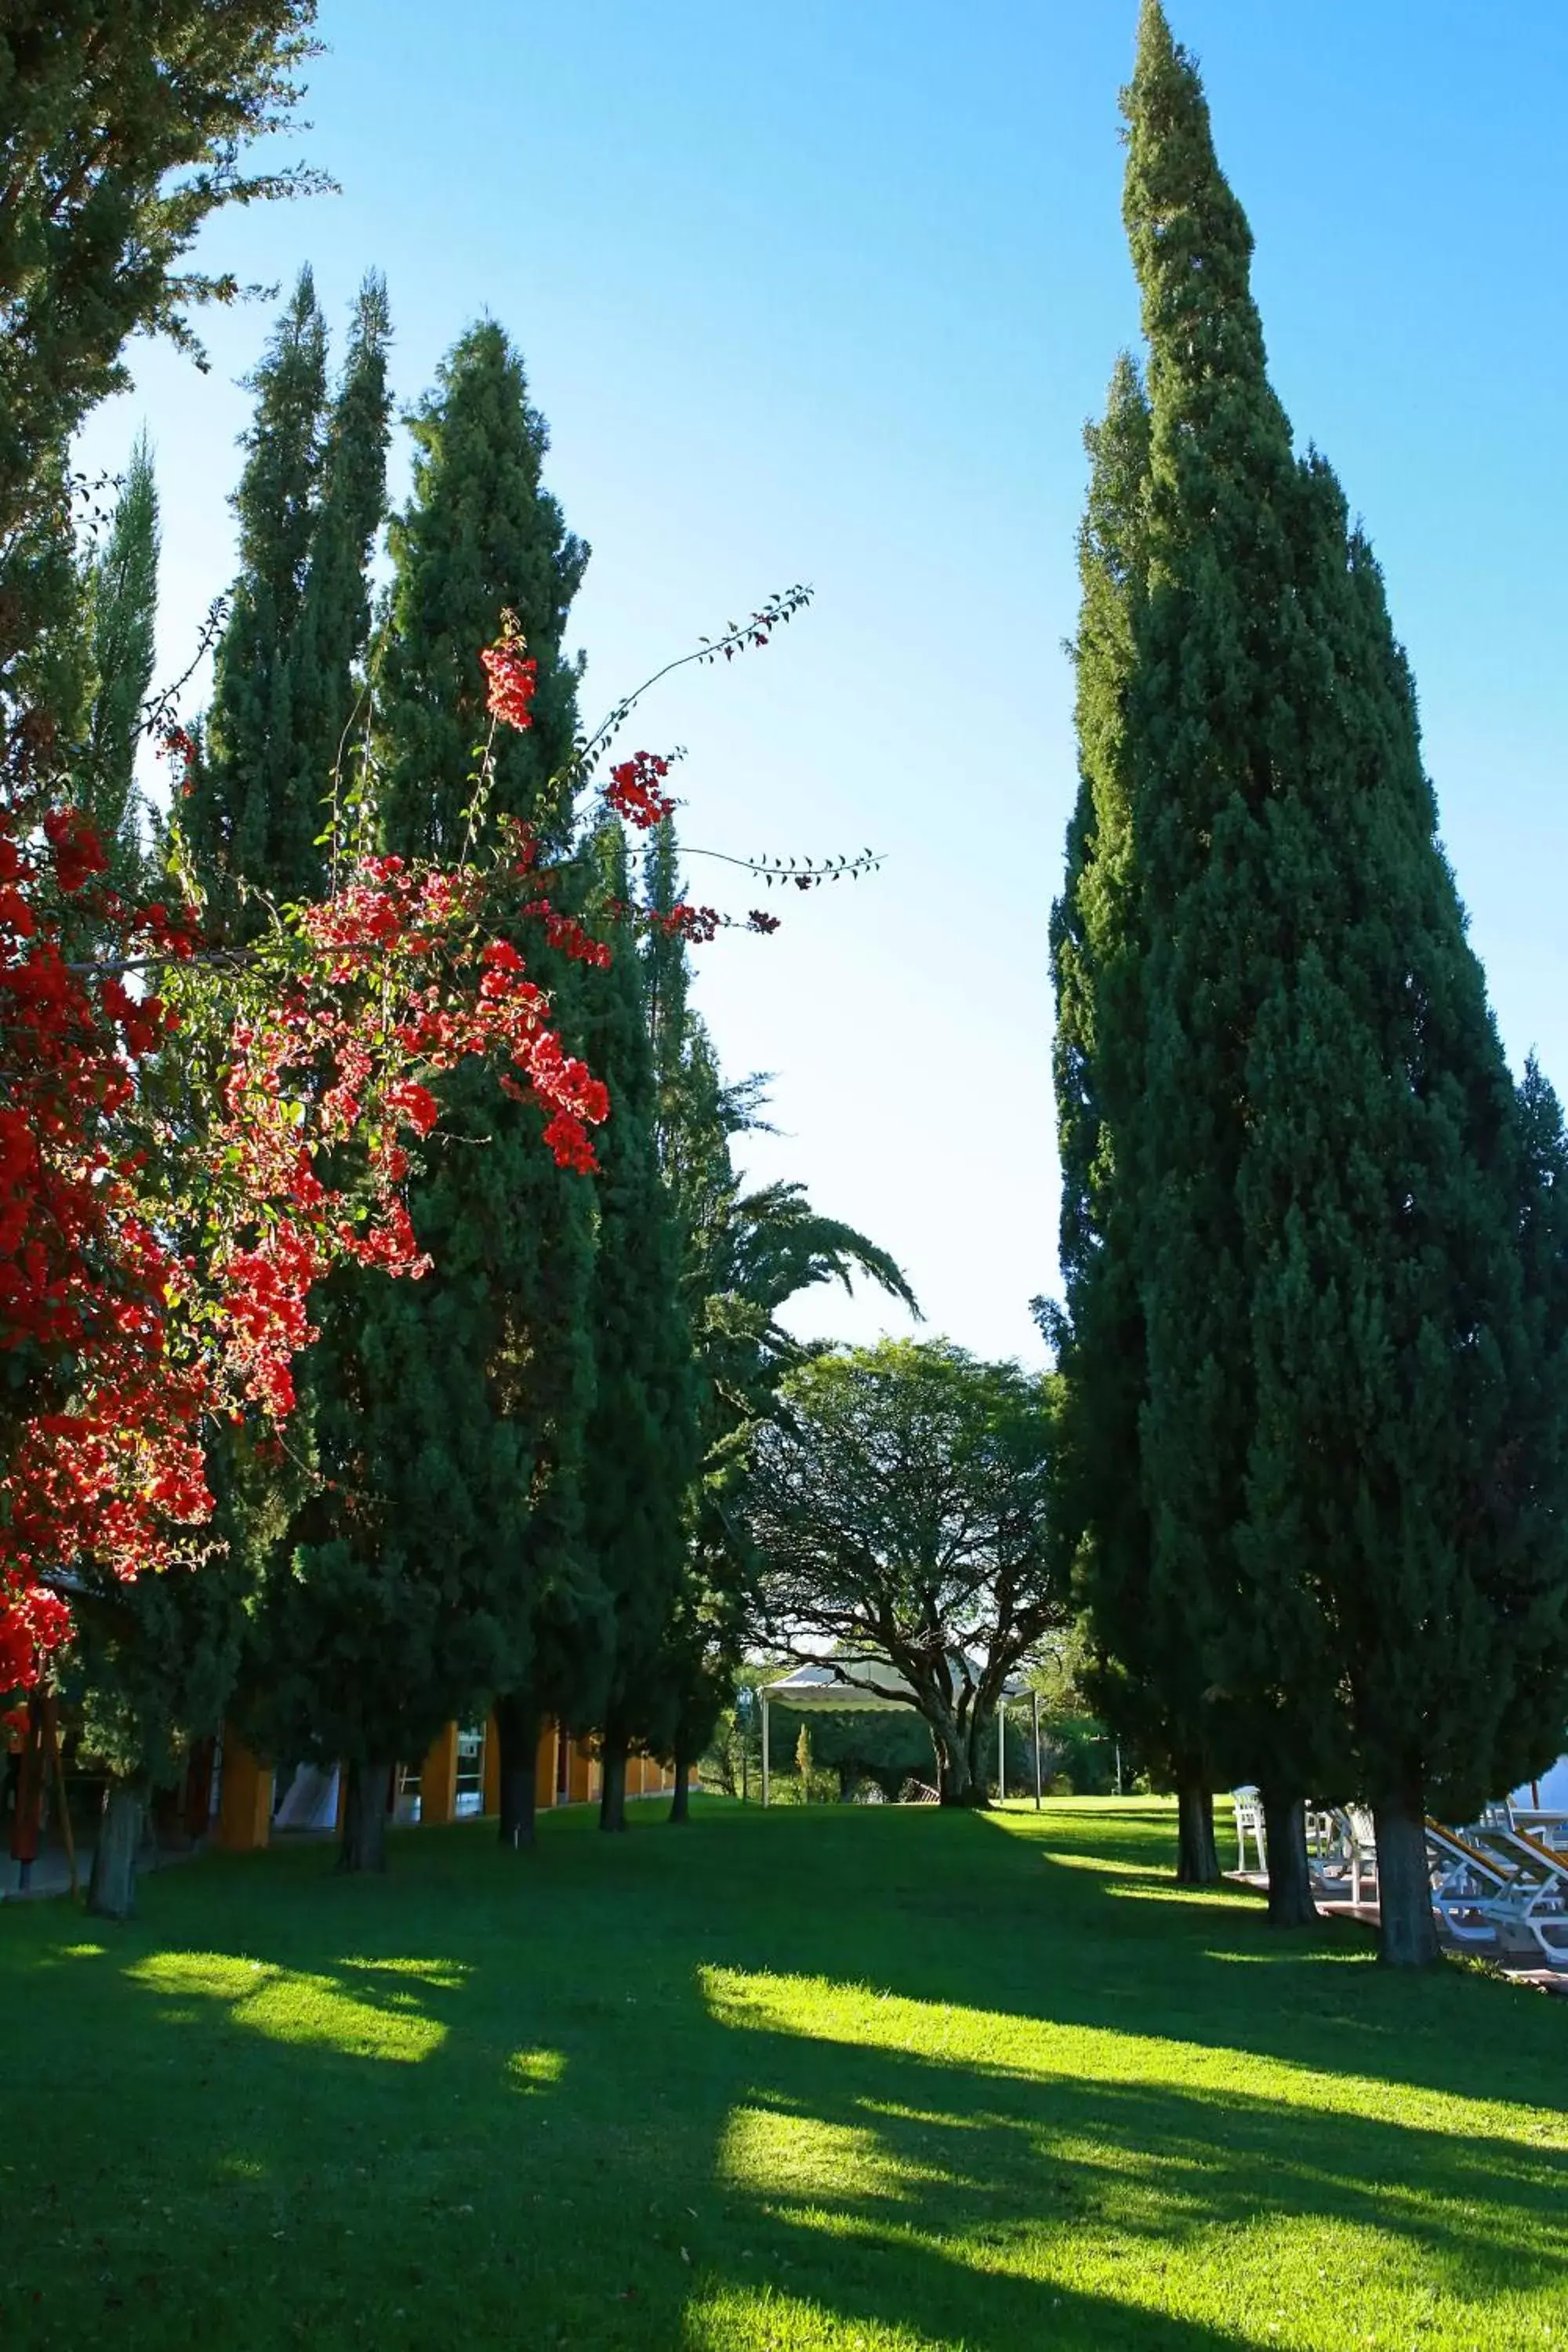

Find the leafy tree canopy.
[
  {"left": 0, "top": 0, "right": 325, "bottom": 720},
  {"left": 750, "top": 1339, "right": 1063, "bottom": 1807}
]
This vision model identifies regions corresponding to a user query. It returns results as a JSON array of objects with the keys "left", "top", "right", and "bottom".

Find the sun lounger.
[
  {"left": 1428, "top": 1818, "right": 1568, "bottom": 1962},
  {"left": 1502, "top": 1806, "right": 1568, "bottom": 1855},
  {"left": 1424, "top": 1820, "right": 1519, "bottom": 1945},
  {"left": 1472, "top": 1813, "right": 1568, "bottom": 1894}
]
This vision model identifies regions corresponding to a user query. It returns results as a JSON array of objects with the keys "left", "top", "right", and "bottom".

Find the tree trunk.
[
  {"left": 929, "top": 1711, "right": 985, "bottom": 1807},
  {"left": 495, "top": 1693, "right": 540, "bottom": 1852},
  {"left": 336, "top": 1759, "right": 393, "bottom": 1874},
  {"left": 1175, "top": 1763, "right": 1219, "bottom": 1884},
  {"left": 667, "top": 1741, "right": 692, "bottom": 1824},
  {"left": 930, "top": 1727, "right": 949, "bottom": 1802},
  {"left": 1374, "top": 1783, "right": 1439, "bottom": 1968},
  {"left": 599, "top": 1737, "right": 629, "bottom": 1833},
  {"left": 964, "top": 1709, "right": 997, "bottom": 1807},
  {"left": 87, "top": 1776, "right": 147, "bottom": 1920},
  {"left": 1261, "top": 1787, "right": 1319, "bottom": 1927}
]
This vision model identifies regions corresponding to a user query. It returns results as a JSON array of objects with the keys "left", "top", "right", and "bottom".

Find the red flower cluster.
[
  {"left": 480, "top": 617, "right": 539, "bottom": 732},
  {"left": 604, "top": 753, "right": 677, "bottom": 832},
  {"left": 746, "top": 909, "right": 782, "bottom": 935},
  {"left": 521, "top": 901, "right": 613, "bottom": 970},
  {"left": 384, "top": 1080, "right": 441, "bottom": 1138},
  {"left": 542, "top": 1109, "right": 599, "bottom": 1174},
  {"left": 158, "top": 724, "right": 200, "bottom": 797},
  {"left": 658, "top": 902, "right": 720, "bottom": 945},
  {"left": 42, "top": 806, "right": 110, "bottom": 895}
]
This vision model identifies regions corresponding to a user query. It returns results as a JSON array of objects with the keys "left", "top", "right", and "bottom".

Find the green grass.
[{"left": 2, "top": 1798, "right": 1566, "bottom": 2350}]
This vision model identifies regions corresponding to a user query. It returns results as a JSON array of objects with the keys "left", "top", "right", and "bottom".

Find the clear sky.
[{"left": 78, "top": 2, "right": 1568, "bottom": 1368}]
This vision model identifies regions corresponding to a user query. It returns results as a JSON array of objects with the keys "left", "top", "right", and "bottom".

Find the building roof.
[{"left": 763, "top": 1660, "right": 1034, "bottom": 1710}]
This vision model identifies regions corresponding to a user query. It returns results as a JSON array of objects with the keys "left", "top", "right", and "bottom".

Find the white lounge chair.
[
  {"left": 1424, "top": 1820, "right": 1519, "bottom": 1947},
  {"left": 1428, "top": 1818, "right": 1568, "bottom": 1963}
]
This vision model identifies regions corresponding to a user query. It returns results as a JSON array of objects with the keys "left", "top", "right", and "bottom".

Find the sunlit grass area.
[{"left": 2, "top": 1798, "right": 1565, "bottom": 2349}]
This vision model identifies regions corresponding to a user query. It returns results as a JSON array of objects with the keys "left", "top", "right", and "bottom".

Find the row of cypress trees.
[
  {"left": 1049, "top": 4, "right": 1568, "bottom": 1965},
  {"left": 176, "top": 280, "right": 698, "bottom": 1867},
  {"left": 71, "top": 270, "right": 910, "bottom": 1887}
]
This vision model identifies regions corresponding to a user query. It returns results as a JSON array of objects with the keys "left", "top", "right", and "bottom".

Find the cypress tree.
[
  {"left": 247, "top": 322, "right": 601, "bottom": 1867},
  {"left": 190, "top": 267, "right": 328, "bottom": 931},
  {"left": 1073, "top": 2, "right": 1568, "bottom": 1962},
  {"left": 1048, "top": 353, "right": 1228, "bottom": 1884},
  {"left": 7, "top": 439, "right": 94, "bottom": 794},
  {"left": 390, "top": 321, "right": 600, "bottom": 1856},
  {"left": 379, "top": 321, "right": 584, "bottom": 858},
  {"left": 287, "top": 272, "right": 392, "bottom": 876},
  {"left": 155, "top": 269, "right": 394, "bottom": 1871},
  {"left": 72, "top": 1528, "right": 245, "bottom": 1918},
  {"left": 581, "top": 823, "right": 699, "bottom": 1832},
  {"left": 80, "top": 430, "right": 159, "bottom": 889},
  {"left": 190, "top": 268, "right": 392, "bottom": 929},
  {"left": 641, "top": 819, "right": 919, "bottom": 1817}
]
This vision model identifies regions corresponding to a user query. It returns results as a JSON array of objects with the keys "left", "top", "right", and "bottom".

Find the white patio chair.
[{"left": 1232, "top": 1788, "right": 1266, "bottom": 1875}]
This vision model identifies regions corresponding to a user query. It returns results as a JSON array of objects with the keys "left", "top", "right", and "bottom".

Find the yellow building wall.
[
  {"left": 566, "top": 1737, "right": 596, "bottom": 1806},
  {"left": 216, "top": 1729, "right": 272, "bottom": 1851},
  {"left": 420, "top": 1723, "right": 459, "bottom": 1827},
  {"left": 535, "top": 1723, "right": 559, "bottom": 1809},
  {"left": 405, "top": 1716, "right": 641, "bottom": 1820}
]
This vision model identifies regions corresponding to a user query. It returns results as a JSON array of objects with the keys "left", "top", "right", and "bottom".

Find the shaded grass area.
[{"left": 2, "top": 1796, "right": 1566, "bottom": 2349}]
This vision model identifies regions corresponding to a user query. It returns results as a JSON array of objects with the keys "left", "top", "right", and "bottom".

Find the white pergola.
[{"left": 759, "top": 1660, "right": 1043, "bottom": 1806}]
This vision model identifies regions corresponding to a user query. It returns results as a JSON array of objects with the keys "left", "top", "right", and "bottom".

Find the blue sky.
[{"left": 78, "top": 2, "right": 1568, "bottom": 1366}]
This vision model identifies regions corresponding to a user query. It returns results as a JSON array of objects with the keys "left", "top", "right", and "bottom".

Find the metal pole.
[
  {"left": 761, "top": 1693, "right": 770, "bottom": 1809},
  {"left": 1032, "top": 1690, "right": 1042, "bottom": 1811},
  {"left": 1115, "top": 1738, "right": 1123, "bottom": 1798},
  {"left": 998, "top": 1700, "right": 1006, "bottom": 1804}
]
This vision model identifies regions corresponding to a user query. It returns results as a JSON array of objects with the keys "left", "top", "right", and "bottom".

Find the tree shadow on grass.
[
  {"left": 777, "top": 1800, "right": 1565, "bottom": 2114},
  {"left": 1, "top": 1801, "right": 1564, "bottom": 2351},
  {"left": 685, "top": 1965, "right": 1568, "bottom": 2347}
]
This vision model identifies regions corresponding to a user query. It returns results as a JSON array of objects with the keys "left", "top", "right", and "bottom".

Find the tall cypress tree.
[
  {"left": 80, "top": 430, "right": 159, "bottom": 889},
  {"left": 167, "top": 269, "right": 395, "bottom": 1865},
  {"left": 247, "top": 321, "right": 602, "bottom": 1867},
  {"left": 389, "top": 321, "right": 601, "bottom": 1857},
  {"left": 379, "top": 321, "right": 584, "bottom": 858},
  {"left": 640, "top": 821, "right": 751, "bottom": 1815},
  {"left": 641, "top": 819, "right": 919, "bottom": 1817},
  {"left": 1048, "top": 352, "right": 1227, "bottom": 1884},
  {"left": 286, "top": 273, "right": 392, "bottom": 875},
  {"left": 1069, "top": 2, "right": 1568, "bottom": 1962},
  {"left": 190, "top": 268, "right": 392, "bottom": 929},
  {"left": 190, "top": 267, "right": 328, "bottom": 931},
  {"left": 581, "top": 823, "right": 699, "bottom": 1832}
]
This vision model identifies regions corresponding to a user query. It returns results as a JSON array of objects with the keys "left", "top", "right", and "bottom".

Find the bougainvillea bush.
[
  {"left": 1, "top": 591, "right": 835, "bottom": 1712},
  {"left": 0, "top": 628, "right": 610, "bottom": 1706}
]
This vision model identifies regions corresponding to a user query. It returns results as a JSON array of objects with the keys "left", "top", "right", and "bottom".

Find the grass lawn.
[{"left": 2, "top": 1798, "right": 1566, "bottom": 2350}]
